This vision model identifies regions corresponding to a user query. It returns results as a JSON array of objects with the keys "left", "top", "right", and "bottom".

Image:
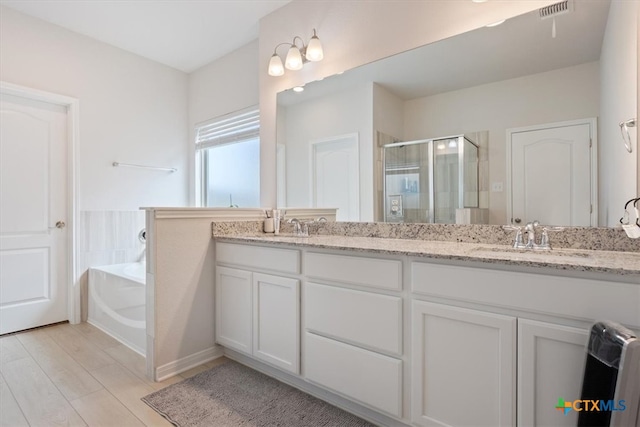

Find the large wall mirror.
[{"left": 276, "top": 0, "right": 637, "bottom": 226}]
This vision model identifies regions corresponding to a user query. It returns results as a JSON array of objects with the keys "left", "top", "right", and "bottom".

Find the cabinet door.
[
  {"left": 518, "top": 319, "right": 589, "bottom": 427},
  {"left": 215, "top": 266, "right": 252, "bottom": 354},
  {"left": 253, "top": 273, "right": 300, "bottom": 374},
  {"left": 411, "top": 300, "right": 516, "bottom": 427}
]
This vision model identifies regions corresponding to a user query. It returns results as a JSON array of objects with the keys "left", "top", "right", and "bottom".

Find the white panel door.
[
  {"left": 0, "top": 93, "right": 69, "bottom": 334},
  {"left": 411, "top": 300, "right": 516, "bottom": 427},
  {"left": 311, "top": 134, "right": 359, "bottom": 221},
  {"left": 518, "top": 319, "right": 589, "bottom": 427},
  {"left": 510, "top": 121, "right": 593, "bottom": 226},
  {"left": 252, "top": 273, "right": 299, "bottom": 374}
]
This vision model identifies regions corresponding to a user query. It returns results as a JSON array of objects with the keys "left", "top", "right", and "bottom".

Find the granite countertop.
[{"left": 215, "top": 233, "right": 640, "bottom": 277}]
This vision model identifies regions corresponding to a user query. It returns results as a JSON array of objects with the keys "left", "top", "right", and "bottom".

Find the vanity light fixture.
[{"left": 268, "top": 29, "right": 324, "bottom": 77}]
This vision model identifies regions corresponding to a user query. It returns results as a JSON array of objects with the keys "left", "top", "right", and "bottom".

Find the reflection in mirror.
[
  {"left": 382, "top": 134, "right": 482, "bottom": 224},
  {"left": 277, "top": 0, "right": 634, "bottom": 226}
]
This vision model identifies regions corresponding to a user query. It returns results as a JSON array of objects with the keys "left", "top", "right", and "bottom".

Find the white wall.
[
  {"left": 373, "top": 84, "right": 405, "bottom": 221},
  {"left": 187, "top": 40, "right": 260, "bottom": 205},
  {"left": 258, "top": 0, "right": 559, "bottom": 207},
  {"left": 600, "top": 0, "right": 638, "bottom": 226},
  {"left": 281, "top": 83, "right": 373, "bottom": 220},
  {"left": 0, "top": 6, "right": 189, "bottom": 211},
  {"left": 1, "top": 6, "right": 190, "bottom": 322},
  {"left": 373, "top": 83, "right": 405, "bottom": 141},
  {"left": 404, "top": 62, "right": 600, "bottom": 224}
]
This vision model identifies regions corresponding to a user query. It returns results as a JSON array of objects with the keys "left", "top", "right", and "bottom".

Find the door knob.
[
  {"left": 514, "top": 218, "right": 522, "bottom": 224},
  {"left": 51, "top": 221, "right": 66, "bottom": 229}
]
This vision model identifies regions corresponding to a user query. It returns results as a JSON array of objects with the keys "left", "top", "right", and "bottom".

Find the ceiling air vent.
[{"left": 539, "top": 0, "right": 573, "bottom": 19}]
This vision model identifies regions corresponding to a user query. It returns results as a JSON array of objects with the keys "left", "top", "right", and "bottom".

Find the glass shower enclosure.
[{"left": 383, "top": 134, "right": 479, "bottom": 223}]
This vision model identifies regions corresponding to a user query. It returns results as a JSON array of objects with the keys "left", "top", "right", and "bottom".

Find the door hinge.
[
  {"left": 590, "top": 204, "right": 593, "bottom": 214},
  {"left": 589, "top": 138, "right": 592, "bottom": 148}
]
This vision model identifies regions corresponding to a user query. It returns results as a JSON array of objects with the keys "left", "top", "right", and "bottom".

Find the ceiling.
[{"left": 1, "top": 0, "right": 292, "bottom": 73}]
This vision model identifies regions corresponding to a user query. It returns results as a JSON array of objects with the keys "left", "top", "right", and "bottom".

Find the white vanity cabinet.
[
  {"left": 215, "top": 243, "right": 301, "bottom": 374},
  {"left": 303, "top": 251, "right": 404, "bottom": 418},
  {"left": 215, "top": 266, "right": 253, "bottom": 354},
  {"left": 411, "top": 260, "right": 637, "bottom": 427},
  {"left": 411, "top": 300, "right": 516, "bottom": 427},
  {"left": 517, "top": 319, "right": 589, "bottom": 427},
  {"left": 213, "top": 238, "right": 639, "bottom": 427},
  {"left": 252, "top": 272, "right": 300, "bottom": 373}
]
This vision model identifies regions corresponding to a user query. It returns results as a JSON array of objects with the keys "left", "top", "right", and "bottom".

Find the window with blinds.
[{"left": 195, "top": 107, "right": 260, "bottom": 207}]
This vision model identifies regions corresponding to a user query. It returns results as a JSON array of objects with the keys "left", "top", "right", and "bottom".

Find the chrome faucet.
[
  {"left": 503, "top": 225, "right": 526, "bottom": 249},
  {"left": 524, "top": 220, "right": 540, "bottom": 249},
  {"left": 287, "top": 218, "right": 301, "bottom": 235},
  {"left": 504, "top": 220, "right": 563, "bottom": 251},
  {"left": 287, "top": 218, "right": 309, "bottom": 237}
]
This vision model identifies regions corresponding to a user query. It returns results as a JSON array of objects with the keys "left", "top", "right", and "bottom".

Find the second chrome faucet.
[{"left": 504, "top": 220, "right": 563, "bottom": 250}]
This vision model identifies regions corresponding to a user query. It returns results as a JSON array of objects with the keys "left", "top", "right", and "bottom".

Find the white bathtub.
[{"left": 88, "top": 262, "right": 146, "bottom": 356}]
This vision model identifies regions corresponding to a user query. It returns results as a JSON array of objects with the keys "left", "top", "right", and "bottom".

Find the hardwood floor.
[{"left": 0, "top": 322, "right": 225, "bottom": 427}]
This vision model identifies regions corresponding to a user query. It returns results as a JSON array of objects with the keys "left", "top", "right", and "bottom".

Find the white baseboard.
[
  {"left": 155, "top": 345, "right": 224, "bottom": 381},
  {"left": 224, "top": 348, "right": 409, "bottom": 427}
]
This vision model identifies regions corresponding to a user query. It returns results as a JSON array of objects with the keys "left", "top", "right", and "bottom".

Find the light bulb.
[
  {"left": 268, "top": 53, "right": 284, "bottom": 76},
  {"left": 285, "top": 46, "right": 303, "bottom": 70},
  {"left": 306, "top": 31, "right": 323, "bottom": 62}
]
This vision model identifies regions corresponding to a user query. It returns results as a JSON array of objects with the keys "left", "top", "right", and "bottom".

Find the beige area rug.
[{"left": 142, "top": 360, "right": 376, "bottom": 427}]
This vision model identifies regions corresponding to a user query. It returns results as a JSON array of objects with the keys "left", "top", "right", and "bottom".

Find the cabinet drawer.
[
  {"left": 305, "top": 252, "right": 401, "bottom": 290},
  {"left": 304, "top": 332, "right": 402, "bottom": 417},
  {"left": 216, "top": 242, "right": 300, "bottom": 274},
  {"left": 305, "top": 283, "right": 402, "bottom": 355},
  {"left": 412, "top": 262, "right": 640, "bottom": 327}
]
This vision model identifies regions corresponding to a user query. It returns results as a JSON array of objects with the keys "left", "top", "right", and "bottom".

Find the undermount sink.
[{"left": 471, "top": 246, "right": 592, "bottom": 260}]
